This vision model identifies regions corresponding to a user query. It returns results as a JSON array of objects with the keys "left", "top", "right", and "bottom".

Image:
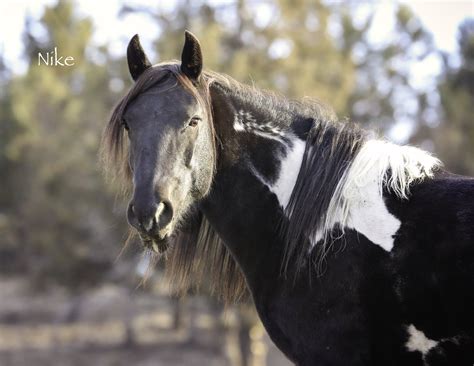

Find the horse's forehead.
[{"left": 126, "top": 84, "right": 196, "bottom": 119}]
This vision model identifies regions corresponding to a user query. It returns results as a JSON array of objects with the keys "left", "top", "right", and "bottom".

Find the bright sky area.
[
  {"left": 0, "top": 0, "right": 472, "bottom": 141},
  {"left": 1, "top": 0, "right": 472, "bottom": 72}
]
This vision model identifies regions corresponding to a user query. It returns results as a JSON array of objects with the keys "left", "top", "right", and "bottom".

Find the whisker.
[{"left": 114, "top": 228, "right": 136, "bottom": 263}]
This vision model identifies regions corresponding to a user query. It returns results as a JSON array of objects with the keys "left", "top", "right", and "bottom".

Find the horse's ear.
[
  {"left": 181, "top": 30, "right": 203, "bottom": 80},
  {"left": 127, "top": 34, "right": 152, "bottom": 81}
]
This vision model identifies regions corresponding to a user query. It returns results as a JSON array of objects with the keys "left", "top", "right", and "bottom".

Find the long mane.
[{"left": 282, "top": 120, "right": 366, "bottom": 274}]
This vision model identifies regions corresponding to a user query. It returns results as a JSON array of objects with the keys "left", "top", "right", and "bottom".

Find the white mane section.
[
  {"left": 271, "top": 138, "right": 306, "bottom": 208},
  {"left": 315, "top": 140, "right": 442, "bottom": 250},
  {"left": 233, "top": 110, "right": 287, "bottom": 143},
  {"left": 346, "top": 140, "right": 442, "bottom": 200}
]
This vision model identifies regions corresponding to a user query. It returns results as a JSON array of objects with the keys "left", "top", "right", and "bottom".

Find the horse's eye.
[{"left": 188, "top": 117, "right": 201, "bottom": 127}]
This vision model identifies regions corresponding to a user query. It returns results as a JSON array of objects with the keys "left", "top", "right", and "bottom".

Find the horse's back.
[
  {"left": 386, "top": 172, "right": 474, "bottom": 365},
  {"left": 252, "top": 172, "right": 474, "bottom": 365}
]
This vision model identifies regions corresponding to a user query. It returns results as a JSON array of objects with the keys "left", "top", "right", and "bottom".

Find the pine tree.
[
  {"left": 413, "top": 20, "right": 474, "bottom": 175},
  {"left": 2, "top": 1, "right": 128, "bottom": 288}
]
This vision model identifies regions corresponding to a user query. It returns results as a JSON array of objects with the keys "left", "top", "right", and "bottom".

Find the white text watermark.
[{"left": 38, "top": 47, "right": 75, "bottom": 67}]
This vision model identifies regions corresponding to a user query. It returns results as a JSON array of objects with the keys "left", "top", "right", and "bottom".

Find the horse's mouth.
[{"left": 139, "top": 233, "right": 170, "bottom": 254}]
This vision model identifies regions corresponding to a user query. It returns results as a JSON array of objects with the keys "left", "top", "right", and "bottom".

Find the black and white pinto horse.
[{"left": 102, "top": 32, "right": 474, "bottom": 365}]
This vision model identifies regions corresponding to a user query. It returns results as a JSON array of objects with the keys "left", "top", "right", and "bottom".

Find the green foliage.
[
  {"left": 124, "top": 1, "right": 437, "bottom": 131},
  {"left": 0, "top": 1, "right": 470, "bottom": 291},
  {"left": 413, "top": 20, "right": 474, "bottom": 175},
  {"left": 124, "top": 0, "right": 356, "bottom": 117},
  {"left": 1, "top": 1, "right": 129, "bottom": 289}
]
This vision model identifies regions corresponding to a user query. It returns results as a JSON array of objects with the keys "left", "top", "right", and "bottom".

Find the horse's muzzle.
[{"left": 127, "top": 199, "right": 174, "bottom": 247}]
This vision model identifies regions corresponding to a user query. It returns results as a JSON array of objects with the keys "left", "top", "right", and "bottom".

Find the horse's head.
[{"left": 106, "top": 32, "right": 215, "bottom": 253}]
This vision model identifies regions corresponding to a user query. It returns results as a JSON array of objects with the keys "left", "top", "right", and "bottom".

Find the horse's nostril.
[
  {"left": 128, "top": 198, "right": 173, "bottom": 233},
  {"left": 155, "top": 200, "right": 173, "bottom": 228},
  {"left": 127, "top": 201, "right": 155, "bottom": 232},
  {"left": 155, "top": 202, "right": 165, "bottom": 221}
]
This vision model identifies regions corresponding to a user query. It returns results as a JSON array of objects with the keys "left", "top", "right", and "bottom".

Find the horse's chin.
[{"left": 139, "top": 233, "right": 171, "bottom": 254}]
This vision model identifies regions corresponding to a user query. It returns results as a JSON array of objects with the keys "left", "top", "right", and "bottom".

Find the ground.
[{"left": 0, "top": 276, "right": 290, "bottom": 366}]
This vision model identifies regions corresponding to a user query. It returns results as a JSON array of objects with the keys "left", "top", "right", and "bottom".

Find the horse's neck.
[
  {"left": 200, "top": 83, "right": 310, "bottom": 289},
  {"left": 209, "top": 83, "right": 310, "bottom": 206}
]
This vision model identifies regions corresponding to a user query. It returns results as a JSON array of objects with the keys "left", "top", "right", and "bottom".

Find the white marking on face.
[
  {"left": 405, "top": 324, "right": 438, "bottom": 355},
  {"left": 270, "top": 138, "right": 305, "bottom": 208}
]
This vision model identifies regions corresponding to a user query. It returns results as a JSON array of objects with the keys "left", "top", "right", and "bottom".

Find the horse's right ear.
[
  {"left": 181, "top": 30, "right": 203, "bottom": 80},
  {"left": 127, "top": 34, "right": 152, "bottom": 81}
]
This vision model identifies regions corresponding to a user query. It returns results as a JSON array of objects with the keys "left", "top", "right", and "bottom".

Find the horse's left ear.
[
  {"left": 127, "top": 34, "right": 152, "bottom": 81},
  {"left": 181, "top": 30, "right": 203, "bottom": 80}
]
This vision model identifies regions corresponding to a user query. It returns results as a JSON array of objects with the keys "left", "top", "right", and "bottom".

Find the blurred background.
[{"left": 0, "top": 1, "right": 472, "bottom": 365}]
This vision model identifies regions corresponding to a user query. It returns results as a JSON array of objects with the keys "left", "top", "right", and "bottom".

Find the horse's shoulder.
[
  {"left": 410, "top": 171, "right": 474, "bottom": 206},
  {"left": 386, "top": 170, "right": 474, "bottom": 245}
]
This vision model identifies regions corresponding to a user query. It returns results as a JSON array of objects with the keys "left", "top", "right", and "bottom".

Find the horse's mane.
[
  {"left": 204, "top": 71, "right": 369, "bottom": 275},
  {"left": 207, "top": 72, "right": 440, "bottom": 276},
  {"left": 204, "top": 69, "right": 338, "bottom": 126},
  {"left": 282, "top": 120, "right": 366, "bottom": 274},
  {"left": 285, "top": 136, "right": 441, "bottom": 274},
  {"left": 101, "top": 63, "right": 441, "bottom": 301}
]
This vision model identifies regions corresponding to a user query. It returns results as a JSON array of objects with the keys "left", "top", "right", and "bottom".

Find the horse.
[{"left": 101, "top": 31, "right": 474, "bottom": 365}]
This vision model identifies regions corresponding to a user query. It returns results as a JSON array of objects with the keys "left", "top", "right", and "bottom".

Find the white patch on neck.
[
  {"left": 233, "top": 110, "right": 306, "bottom": 208},
  {"left": 314, "top": 139, "right": 441, "bottom": 251},
  {"left": 405, "top": 324, "right": 438, "bottom": 356},
  {"left": 344, "top": 175, "right": 401, "bottom": 251},
  {"left": 235, "top": 110, "right": 442, "bottom": 253},
  {"left": 270, "top": 138, "right": 306, "bottom": 208}
]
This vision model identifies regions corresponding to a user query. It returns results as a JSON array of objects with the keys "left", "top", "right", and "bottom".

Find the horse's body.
[
  {"left": 204, "top": 80, "right": 474, "bottom": 366},
  {"left": 103, "top": 32, "right": 474, "bottom": 365}
]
